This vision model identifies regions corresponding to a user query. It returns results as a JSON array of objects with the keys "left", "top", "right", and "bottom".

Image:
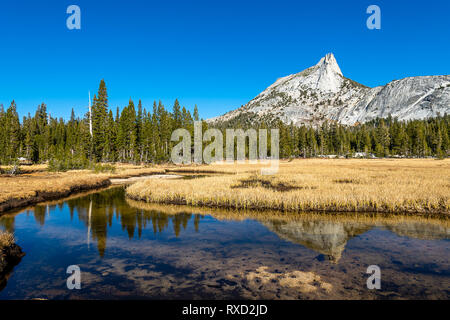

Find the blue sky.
[{"left": 0, "top": 0, "right": 449, "bottom": 120}]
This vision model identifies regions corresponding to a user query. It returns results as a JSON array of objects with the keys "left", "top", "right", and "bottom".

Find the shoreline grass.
[
  {"left": 0, "top": 164, "right": 166, "bottom": 214},
  {"left": 125, "top": 199, "right": 450, "bottom": 224},
  {"left": 0, "top": 231, "right": 15, "bottom": 249},
  {"left": 0, "top": 172, "right": 111, "bottom": 214},
  {"left": 126, "top": 159, "right": 450, "bottom": 216},
  {"left": 0, "top": 230, "right": 24, "bottom": 284}
]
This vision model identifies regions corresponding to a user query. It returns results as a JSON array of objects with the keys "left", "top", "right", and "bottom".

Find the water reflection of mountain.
[
  {"left": 263, "top": 220, "right": 372, "bottom": 262},
  {"left": 0, "top": 187, "right": 448, "bottom": 259},
  {"left": 263, "top": 219, "right": 450, "bottom": 262},
  {"left": 126, "top": 201, "right": 450, "bottom": 263},
  {"left": 384, "top": 222, "right": 449, "bottom": 240}
]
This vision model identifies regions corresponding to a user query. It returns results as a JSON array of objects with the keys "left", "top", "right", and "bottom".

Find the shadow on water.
[
  {"left": 0, "top": 186, "right": 448, "bottom": 299},
  {"left": 0, "top": 253, "right": 24, "bottom": 292}
]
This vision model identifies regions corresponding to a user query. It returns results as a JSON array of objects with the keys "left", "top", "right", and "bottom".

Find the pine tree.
[
  {"left": 104, "top": 110, "right": 116, "bottom": 162},
  {"left": 172, "top": 99, "right": 182, "bottom": 129},
  {"left": 193, "top": 105, "right": 199, "bottom": 121},
  {"left": 0, "top": 104, "right": 5, "bottom": 164},
  {"left": 136, "top": 100, "right": 144, "bottom": 162},
  {"left": 91, "top": 80, "right": 109, "bottom": 161},
  {"left": 5, "top": 101, "right": 21, "bottom": 163},
  {"left": 376, "top": 119, "right": 390, "bottom": 156}
]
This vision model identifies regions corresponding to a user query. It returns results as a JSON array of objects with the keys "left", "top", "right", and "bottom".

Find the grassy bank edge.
[
  {"left": 0, "top": 231, "right": 15, "bottom": 249},
  {"left": 125, "top": 192, "right": 448, "bottom": 217},
  {"left": 0, "top": 165, "right": 168, "bottom": 216},
  {"left": 125, "top": 198, "right": 450, "bottom": 223},
  {"left": 0, "top": 231, "right": 25, "bottom": 284},
  {"left": 0, "top": 178, "right": 111, "bottom": 215}
]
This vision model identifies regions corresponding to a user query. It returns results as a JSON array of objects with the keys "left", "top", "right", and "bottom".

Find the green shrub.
[
  {"left": 47, "top": 158, "right": 89, "bottom": 172},
  {"left": 47, "top": 159, "right": 68, "bottom": 172},
  {"left": 90, "top": 163, "right": 116, "bottom": 174},
  {"left": 47, "top": 159, "right": 116, "bottom": 173}
]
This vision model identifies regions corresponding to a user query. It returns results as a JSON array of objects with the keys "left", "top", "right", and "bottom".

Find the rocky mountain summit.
[{"left": 209, "top": 53, "right": 450, "bottom": 127}]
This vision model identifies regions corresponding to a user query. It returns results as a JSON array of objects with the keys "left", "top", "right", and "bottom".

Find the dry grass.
[
  {"left": 106, "top": 163, "right": 166, "bottom": 178},
  {"left": 126, "top": 159, "right": 450, "bottom": 215},
  {"left": 0, "top": 164, "right": 47, "bottom": 174},
  {"left": 0, "top": 231, "right": 15, "bottom": 248},
  {"left": 164, "top": 161, "right": 269, "bottom": 174},
  {"left": 2, "top": 159, "right": 449, "bottom": 215},
  {"left": 0, "top": 163, "right": 168, "bottom": 213},
  {"left": 0, "top": 171, "right": 110, "bottom": 212}
]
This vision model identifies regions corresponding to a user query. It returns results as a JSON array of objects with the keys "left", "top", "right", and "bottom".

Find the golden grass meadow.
[
  {"left": 126, "top": 159, "right": 450, "bottom": 215},
  {"left": 1, "top": 159, "right": 449, "bottom": 216}
]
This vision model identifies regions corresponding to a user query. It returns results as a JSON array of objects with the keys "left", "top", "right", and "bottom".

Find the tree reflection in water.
[{"left": 0, "top": 187, "right": 448, "bottom": 260}]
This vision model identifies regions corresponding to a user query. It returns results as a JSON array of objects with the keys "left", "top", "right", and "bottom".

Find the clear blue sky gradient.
[{"left": 0, "top": 0, "right": 449, "bottom": 120}]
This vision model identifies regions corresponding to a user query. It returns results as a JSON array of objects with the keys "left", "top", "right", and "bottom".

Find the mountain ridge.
[{"left": 208, "top": 53, "right": 450, "bottom": 127}]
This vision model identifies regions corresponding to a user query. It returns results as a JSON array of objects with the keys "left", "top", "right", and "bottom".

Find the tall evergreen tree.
[{"left": 91, "top": 80, "right": 109, "bottom": 161}]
